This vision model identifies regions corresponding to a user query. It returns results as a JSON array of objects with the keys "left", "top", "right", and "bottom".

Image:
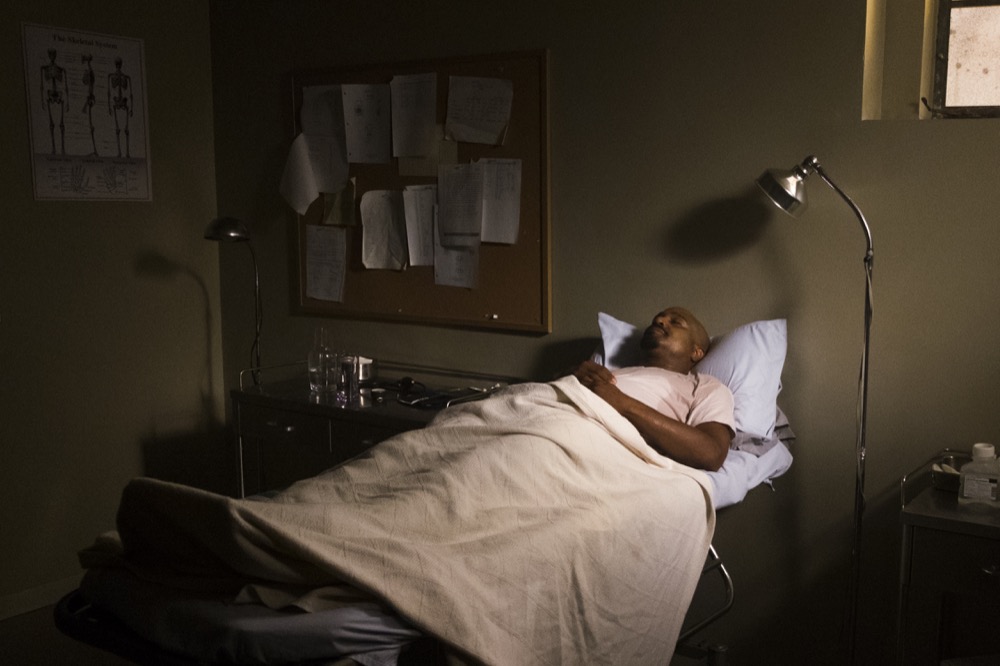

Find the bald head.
[
  {"left": 670, "top": 307, "right": 710, "bottom": 354},
  {"left": 639, "top": 307, "right": 711, "bottom": 373}
]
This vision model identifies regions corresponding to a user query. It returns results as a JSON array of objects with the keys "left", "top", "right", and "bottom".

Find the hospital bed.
[{"left": 55, "top": 315, "right": 792, "bottom": 665}]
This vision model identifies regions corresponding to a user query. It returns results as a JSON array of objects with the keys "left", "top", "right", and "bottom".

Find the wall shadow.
[
  {"left": 134, "top": 249, "right": 219, "bottom": 422},
  {"left": 663, "top": 187, "right": 773, "bottom": 263},
  {"left": 528, "top": 336, "right": 602, "bottom": 381},
  {"left": 135, "top": 249, "right": 232, "bottom": 495},
  {"left": 141, "top": 425, "right": 234, "bottom": 496}
]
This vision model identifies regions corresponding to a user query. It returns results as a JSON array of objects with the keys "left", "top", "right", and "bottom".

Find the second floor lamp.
[{"left": 204, "top": 216, "right": 262, "bottom": 386}]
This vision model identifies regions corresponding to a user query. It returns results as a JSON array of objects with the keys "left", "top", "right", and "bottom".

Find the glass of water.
[
  {"left": 308, "top": 327, "right": 338, "bottom": 394},
  {"left": 336, "top": 354, "right": 360, "bottom": 406}
]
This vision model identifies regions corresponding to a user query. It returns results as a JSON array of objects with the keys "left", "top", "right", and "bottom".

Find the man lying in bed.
[
  {"left": 573, "top": 306, "right": 735, "bottom": 471},
  {"left": 72, "top": 306, "right": 735, "bottom": 666}
]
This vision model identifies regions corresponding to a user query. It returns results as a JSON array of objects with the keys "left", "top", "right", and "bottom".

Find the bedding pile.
[{"left": 81, "top": 376, "right": 715, "bottom": 665}]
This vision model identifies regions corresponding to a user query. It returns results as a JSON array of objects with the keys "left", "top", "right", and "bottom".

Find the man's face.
[{"left": 640, "top": 308, "right": 705, "bottom": 369}]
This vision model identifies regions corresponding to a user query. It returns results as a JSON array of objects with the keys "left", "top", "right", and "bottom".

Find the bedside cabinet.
[
  {"left": 231, "top": 378, "right": 438, "bottom": 497},
  {"left": 898, "top": 482, "right": 1000, "bottom": 665}
]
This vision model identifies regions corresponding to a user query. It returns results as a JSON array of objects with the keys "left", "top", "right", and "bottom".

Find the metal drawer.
[
  {"left": 237, "top": 404, "right": 331, "bottom": 451},
  {"left": 910, "top": 527, "right": 1000, "bottom": 594}
]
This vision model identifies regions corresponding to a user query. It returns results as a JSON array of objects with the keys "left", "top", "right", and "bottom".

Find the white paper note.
[
  {"left": 398, "top": 124, "right": 458, "bottom": 177},
  {"left": 360, "top": 190, "right": 408, "bottom": 270},
  {"left": 390, "top": 73, "right": 437, "bottom": 157},
  {"left": 279, "top": 133, "right": 318, "bottom": 215},
  {"left": 403, "top": 185, "right": 437, "bottom": 266},
  {"left": 305, "top": 224, "right": 347, "bottom": 302},
  {"left": 279, "top": 133, "right": 349, "bottom": 215},
  {"left": 445, "top": 76, "right": 513, "bottom": 145},
  {"left": 479, "top": 158, "right": 521, "bottom": 244},
  {"left": 434, "top": 209, "right": 479, "bottom": 289},
  {"left": 321, "top": 178, "right": 356, "bottom": 226},
  {"left": 301, "top": 84, "right": 344, "bottom": 137},
  {"left": 437, "top": 162, "right": 483, "bottom": 247},
  {"left": 342, "top": 84, "right": 391, "bottom": 164}
]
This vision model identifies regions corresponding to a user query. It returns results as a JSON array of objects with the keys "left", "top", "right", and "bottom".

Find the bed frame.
[
  {"left": 674, "top": 545, "right": 734, "bottom": 665},
  {"left": 53, "top": 588, "right": 448, "bottom": 665},
  {"left": 54, "top": 544, "right": 735, "bottom": 666}
]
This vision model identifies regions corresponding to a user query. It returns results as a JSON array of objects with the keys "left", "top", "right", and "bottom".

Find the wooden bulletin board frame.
[{"left": 288, "top": 50, "right": 551, "bottom": 334}]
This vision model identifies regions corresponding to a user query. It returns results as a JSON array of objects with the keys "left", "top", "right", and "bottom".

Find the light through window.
[{"left": 931, "top": 1, "right": 1000, "bottom": 117}]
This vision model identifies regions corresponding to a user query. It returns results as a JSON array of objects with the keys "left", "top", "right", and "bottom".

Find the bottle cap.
[{"left": 971, "top": 442, "right": 995, "bottom": 459}]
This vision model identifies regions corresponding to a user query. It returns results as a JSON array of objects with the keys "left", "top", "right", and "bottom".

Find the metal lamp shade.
[
  {"left": 204, "top": 216, "right": 251, "bottom": 242},
  {"left": 756, "top": 167, "right": 807, "bottom": 217}
]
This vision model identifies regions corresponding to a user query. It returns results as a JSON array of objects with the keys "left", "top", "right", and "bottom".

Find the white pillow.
[
  {"left": 597, "top": 312, "right": 644, "bottom": 368},
  {"left": 595, "top": 313, "right": 787, "bottom": 438}
]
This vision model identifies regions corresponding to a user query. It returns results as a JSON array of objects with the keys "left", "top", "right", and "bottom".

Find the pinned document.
[
  {"left": 434, "top": 210, "right": 479, "bottom": 289},
  {"left": 279, "top": 85, "right": 350, "bottom": 215},
  {"left": 321, "top": 178, "right": 356, "bottom": 227},
  {"left": 445, "top": 76, "right": 513, "bottom": 145},
  {"left": 479, "top": 158, "right": 521, "bottom": 244},
  {"left": 403, "top": 185, "right": 437, "bottom": 266},
  {"left": 360, "top": 190, "right": 408, "bottom": 270},
  {"left": 390, "top": 73, "right": 437, "bottom": 158},
  {"left": 342, "top": 84, "right": 391, "bottom": 164},
  {"left": 305, "top": 224, "right": 347, "bottom": 302},
  {"left": 437, "top": 162, "right": 483, "bottom": 248},
  {"left": 279, "top": 132, "right": 349, "bottom": 215}
]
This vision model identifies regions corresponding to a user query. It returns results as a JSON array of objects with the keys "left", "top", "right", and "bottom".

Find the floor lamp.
[
  {"left": 204, "top": 216, "right": 262, "bottom": 386},
  {"left": 756, "top": 155, "right": 873, "bottom": 665}
]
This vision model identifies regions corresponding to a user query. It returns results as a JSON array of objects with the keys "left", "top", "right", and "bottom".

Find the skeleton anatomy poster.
[{"left": 22, "top": 23, "right": 151, "bottom": 201}]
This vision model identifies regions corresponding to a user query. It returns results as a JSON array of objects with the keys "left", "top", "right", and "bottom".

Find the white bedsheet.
[
  {"left": 708, "top": 443, "right": 793, "bottom": 509},
  {"left": 85, "top": 376, "right": 716, "bottom": 666}
]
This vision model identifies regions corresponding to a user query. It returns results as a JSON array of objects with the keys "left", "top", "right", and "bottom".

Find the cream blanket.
[{"left": 99, "top": 376, "right": 715, "bottom": 665}]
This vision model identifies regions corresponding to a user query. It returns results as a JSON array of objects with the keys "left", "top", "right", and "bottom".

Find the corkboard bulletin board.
[{"left": 288, "top": 50, "right": 550, "bottom": 333}]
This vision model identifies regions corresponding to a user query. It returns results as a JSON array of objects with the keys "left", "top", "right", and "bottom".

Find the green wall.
[{"left": 0, "top": 1, "right": 223, "bottom": 617}]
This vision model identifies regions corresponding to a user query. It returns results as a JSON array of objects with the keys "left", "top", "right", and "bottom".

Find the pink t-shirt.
[{"left": 612, "top": 366, "right": 735, "bottom": 433}]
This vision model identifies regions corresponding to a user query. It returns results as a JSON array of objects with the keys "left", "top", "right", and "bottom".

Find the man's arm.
[{"left": 572, "top": 360, "right": 731, "bottom": 471}]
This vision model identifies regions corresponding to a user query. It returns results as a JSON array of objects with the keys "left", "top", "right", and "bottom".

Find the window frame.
[{"left": 929, "top": 0, "right": 1000, "bottom": 118}]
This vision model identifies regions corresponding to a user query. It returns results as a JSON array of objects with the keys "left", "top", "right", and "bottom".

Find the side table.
[
  {"left": 898, "top": 455, "right": 1000, "bottom": 665},
  {"left": 230, "top": 362, "right": 515, "bottom": 497}
]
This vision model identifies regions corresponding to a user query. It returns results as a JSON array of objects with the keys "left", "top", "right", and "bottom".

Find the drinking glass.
[{"left": 308, "top": 327, "right": 338, "bottom": 393}]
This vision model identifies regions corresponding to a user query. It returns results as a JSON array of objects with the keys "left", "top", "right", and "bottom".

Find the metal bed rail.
[{"left": 674, "top": 543, "right": 734, "bottom": 665}]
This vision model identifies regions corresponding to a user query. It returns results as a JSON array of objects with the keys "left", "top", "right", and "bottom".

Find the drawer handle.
[
  {"left": 982, "top": 563, "right": 1000, "bottom": 578},
  {"left": 265, "top": 420, "right": 295, "bottom": 434}
]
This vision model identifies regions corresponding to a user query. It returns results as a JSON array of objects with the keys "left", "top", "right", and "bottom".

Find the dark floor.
[{"left": 0, "top": 605, "right": 131, "bottom": 665}]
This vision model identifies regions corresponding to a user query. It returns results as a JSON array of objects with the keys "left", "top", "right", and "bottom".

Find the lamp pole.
[
  {"left": 756, "top": 156, "right": 873, "bottom": 665},
  {"left": 204, "top": 217, "right": 263, "bottom": 386}
]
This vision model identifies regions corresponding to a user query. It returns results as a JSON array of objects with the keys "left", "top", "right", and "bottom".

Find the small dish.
[{"left": 930, "top": 452, "right": 971, "bottom": 492}]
